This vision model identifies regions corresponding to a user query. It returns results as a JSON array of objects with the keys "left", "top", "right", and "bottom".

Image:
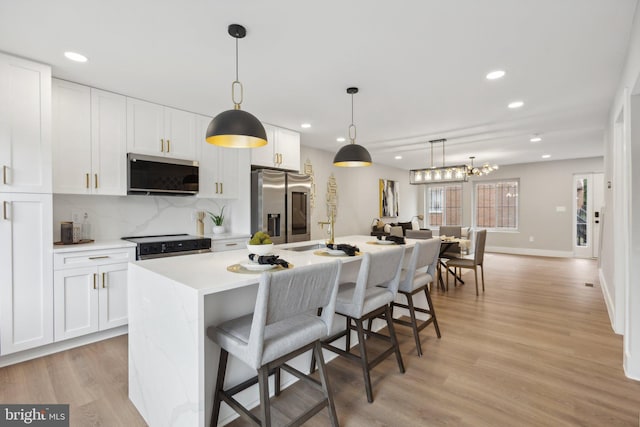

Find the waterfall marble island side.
[{"left": 127, "top": 236, "right": 417, "bottom": 426}]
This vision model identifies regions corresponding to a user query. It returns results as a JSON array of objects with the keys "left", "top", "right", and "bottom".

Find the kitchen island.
[{"left": 128, "top": 236, "right": 417, "bottom": 426}]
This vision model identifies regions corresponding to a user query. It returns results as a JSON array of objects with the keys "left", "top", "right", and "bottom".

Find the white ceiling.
[{"left": 0, "top": 0, "right": 636, "bottom": 169}]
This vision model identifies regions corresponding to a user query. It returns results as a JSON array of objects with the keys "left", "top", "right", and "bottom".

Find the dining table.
[{"left": 437, "top": 236, "right": 471, "bottom": 291}]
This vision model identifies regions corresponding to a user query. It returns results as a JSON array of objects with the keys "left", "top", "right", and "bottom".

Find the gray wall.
[{"left": 299, "top": 146, "right": 419, "bottom": 240}]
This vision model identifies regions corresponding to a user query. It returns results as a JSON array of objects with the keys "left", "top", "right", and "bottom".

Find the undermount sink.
[{"left": 282, "top": 243, "right": 327, "bottom": 252}]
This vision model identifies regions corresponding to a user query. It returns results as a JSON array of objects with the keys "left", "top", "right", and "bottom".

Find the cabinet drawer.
[
  {"left": 54, "top": 248, "right": 135, "bottom": 269},
  {"left": 212, "top": 239, "right": 245, "bottom": 252}
]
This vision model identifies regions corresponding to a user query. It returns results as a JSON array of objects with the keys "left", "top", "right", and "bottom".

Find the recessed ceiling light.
[
  {"left": 395, "top": 155, "right": 402, "bottom": 160},
  {"left": 508, "top": 101, "right": 524, "bottom": 109},
  {"left": 542, "top": 154, "right": 551, "bottom": 159},
  {"left": 530, "top": 136, "right": 542, "bottom": 142},
  {"left": 64, "top": 51, "right": 88, "bottom": 63},
  {"left": 301, "top": 123, "right": 311, "bottom": 129},
  {"left": 336, "top": 137, "right": 346, "bottom": 142},
  {"left": 486, "top": 70, "right": 506, "bottom": 80}
]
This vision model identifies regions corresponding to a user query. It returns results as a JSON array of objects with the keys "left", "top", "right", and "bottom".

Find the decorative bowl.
[{"left": 246, "top": 242, "right": 274, "bottom": 256}]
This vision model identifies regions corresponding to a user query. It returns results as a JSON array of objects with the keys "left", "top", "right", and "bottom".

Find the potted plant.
[{"left": 207, "top": 205, "right": 226, "bottom": 234}]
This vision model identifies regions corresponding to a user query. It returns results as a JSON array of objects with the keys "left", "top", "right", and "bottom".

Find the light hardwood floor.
[{"left": 1, "top": 253, "right": 639, "bottom": 426}]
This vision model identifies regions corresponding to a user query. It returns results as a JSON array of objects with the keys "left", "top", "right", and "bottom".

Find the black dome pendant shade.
[
  {"left": 206, "top": 24, "right": 267, "bottom": 148},
  {"left": 333, "top": 87, "right": 372, "bottom": 167}
]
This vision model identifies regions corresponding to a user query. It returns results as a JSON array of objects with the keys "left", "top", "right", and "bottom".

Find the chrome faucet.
[{"left": 318, "top": 211, "right": 335, "bottom": 245}]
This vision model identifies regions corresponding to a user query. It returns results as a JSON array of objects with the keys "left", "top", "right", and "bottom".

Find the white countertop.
[
  {"left": 52, "top": 239, "right": 137, "bottom": 253},
  {"left": 130, "top": 235, "right": 415, "bottom": 296}
]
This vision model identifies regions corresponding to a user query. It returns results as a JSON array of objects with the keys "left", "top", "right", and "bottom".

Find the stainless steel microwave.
[{"left": 127, "top": 153, "right": 199, "bottom": 196}]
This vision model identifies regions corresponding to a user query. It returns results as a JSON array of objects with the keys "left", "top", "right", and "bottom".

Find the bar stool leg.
[
  {"left": 354, "top": 319, "right": 374, "bottom": 403},
  {"left": 314, "top": 341, "right": 339, "bottom": 427},
  {"left": 405, "top": 293, "right": 422, "bottom": 357},
  {"left": 385, "top": 304, "right": 405, "bottom": 374},
  {"left": 274, "top": 367, "right": 281, "bottom": 396},
  {"left": 257, "top": 366, "right": 271, "bottom": 427},
  {"left": 424, "top": 286, "right": 441, "bottom": 338},
  {"left": 210, "top": 349, "right": 228, "bottom": 427},
  {"left": 345, "top": 316, "right": 351, "bottom": 351}
]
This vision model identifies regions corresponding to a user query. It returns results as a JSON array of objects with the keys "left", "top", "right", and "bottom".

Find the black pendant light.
[
  {"left": 333, "top": 87, "right": 372, "bottom": 167},
  {"left": 206, "top": 24, "right": 267, "bottom": 148}
]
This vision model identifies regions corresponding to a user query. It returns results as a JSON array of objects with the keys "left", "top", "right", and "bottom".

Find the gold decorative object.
[
  {"left": 326, "top": 173, "right": 338, "bottom": 220},
  {"left": 304, "top": 158, "right": 316, "bottom": 209}
]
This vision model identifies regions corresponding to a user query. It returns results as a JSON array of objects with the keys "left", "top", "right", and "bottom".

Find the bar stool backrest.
[
  {"left": 399, "top": 238, "right": 441, "bottom": 293},
  {"left": 247, "top": 261, "right": 342, "bottom": 368},
  {"left": 348, "top": 248, "right": 404, "bottom": 317}
]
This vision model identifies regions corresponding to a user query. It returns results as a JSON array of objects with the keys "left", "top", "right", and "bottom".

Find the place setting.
[
  {"left": 314, "top": 243, "right": 361, "bottom": 257},
  {"left": 227, "top": 232, "right": 293, "bottom": 274},
  {"left": 367, "top": 235, "right": 406, "bottom": 245}
]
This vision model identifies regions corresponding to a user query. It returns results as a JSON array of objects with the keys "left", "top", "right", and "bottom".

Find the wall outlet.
[
  {"left": 529, "top": 236, "right": 535, "bottom": 242},
  {"left": 71, "top": 210, "right": 82, "bottom": 224}
]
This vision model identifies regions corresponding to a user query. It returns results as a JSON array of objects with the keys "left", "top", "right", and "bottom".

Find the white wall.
[
  {"left": 461, "top": 157, "right": 603, "bottom": 256},
  {"left": 604, "top": 1, "right": 640, "bottom": 380},
  {"left": 299, "top": 146, "right": 419, "bottom": 241}
]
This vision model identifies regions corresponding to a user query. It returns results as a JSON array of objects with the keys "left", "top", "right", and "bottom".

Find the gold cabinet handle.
[
  {"left": 93, "top": 273, "right": 97, "bottom": 290},
  {"left": 95, "top": 173, "right": 98, "bottom": 189},
  {"left": 215, "top": 182, "right": 219, "bottom": 194},
  {"left": 225, "top": 242, "right": 238, "bottom": 247},
  {"left": 274, "top": 152, "right": 278, "bottom": 165},
  {"left": 220, "top": 182, "right": 223, "bottom": 194},
  {"left": 102, "top": 272, "right": 106, "bottom": 288},
  {"left": 167, "top": 139, "right": 171, "bottom": 152},
  {"left": 2, "top": 165, "right": 7, "bottom": 185},
  {"left": 2, "top": 201, "right": 8, "bottom": 220},
  {"left": 86, "top": 173, "right": 90, "bottom": 189},
  {"left": 88, "top": 255, "right": 110, "bottom": 260},
  {"left": 161, "top": 139, "right": 165, "bottom": 152}
]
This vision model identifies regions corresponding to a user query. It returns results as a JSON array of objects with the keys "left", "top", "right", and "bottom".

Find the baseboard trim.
[
  {"left": 486, "top": 246, "right": 574, "bottom": 258},
  {"left": 599, "top": 268, "right": 622, "bottom": 335},
  {"left": 624, "top": 350, "right": 640, "bottom": 381},
  {"left": 0, "top": 326, "right": 128, "bottom": 368}
]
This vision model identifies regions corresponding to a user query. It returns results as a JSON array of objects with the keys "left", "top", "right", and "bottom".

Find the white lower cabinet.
[
  {"left": 211, "top": 237, "right": 247, "bottom": 252},
  {"left": 0, "top": 193, "right": 53, "bottom": 356},
  {"left": 53, "top": 247, "right": 134, "bottom": 342}
]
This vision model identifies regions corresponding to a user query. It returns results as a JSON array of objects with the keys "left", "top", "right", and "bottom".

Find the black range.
[{"left": 122, "top": 234, "right": 212, "bottom": 260}]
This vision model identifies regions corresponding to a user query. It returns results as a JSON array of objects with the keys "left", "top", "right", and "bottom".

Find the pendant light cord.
[
  {"left": 349, "top": 92, "right": 357, "bottom": 143},
  {"left": 232, "top": 35, "right": 243, "bottom": 108}
]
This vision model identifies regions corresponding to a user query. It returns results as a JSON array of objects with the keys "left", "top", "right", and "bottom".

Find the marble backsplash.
[{"left": 53, "top": 194, "right": 246, "bottom": 241}]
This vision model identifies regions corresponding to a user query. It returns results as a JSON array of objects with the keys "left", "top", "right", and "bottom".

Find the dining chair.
[
  {"left": 446, "top": 229, "right": 487, "bottom": 295},
  {"left": 207, "top": 261, "right": 342, "bottom": 427},
  {"left": 390, "top": 238, "right": 442, "bottom": 356},
  {"left": 314, "top": 247, "right": 405, "bottom": 403},
  {"left": 439, "top": 225, "right": 463, "bottom": 259}
]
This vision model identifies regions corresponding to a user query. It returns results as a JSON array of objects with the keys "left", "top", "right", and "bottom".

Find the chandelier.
[{"left": 409, "top": 140, "right": 498, "bottom": 185}]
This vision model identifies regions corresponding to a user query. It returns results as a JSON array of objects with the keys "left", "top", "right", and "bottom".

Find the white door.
[
  {"left": 0, "top": 193, "right": 53, "bottom": 355},
  {"left": 164, "top": 107, "right": 196, "bottom": 160},
  {"left": 0, "top": 53, "right": 52, "bottom": 193},
  {"left": 251, "top": 123, "right": 276, "bottom": 168},
  {"left": 573, "top": 173, "right": 604, "bottom": 258},
  {"left": 91, "top": 89, "right": 127, "bottom": 195},
  {"left": 126, "top": 98, "right": 165, "bottom": 156},
  {"left": 98, "top": 263, "right": 129, "bottom": 330},
  {"left": 52, "top": 79, "right": 92, "bottom": 194},
  {"left": 54, "top": 266, "right": 100, "bottom": 341},
  {"left": 277, "top": 127, "right": 300, "bottom": 171}
]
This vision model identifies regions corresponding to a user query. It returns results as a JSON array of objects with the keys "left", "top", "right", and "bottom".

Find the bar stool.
[
  {"left": 315, "top": 247, "right": 405, "bottom": 403},
  {"left": 207, "top": 261, "right": 342, "bottom": 427},
  {"left": 390, "top": 238, "right": 442, "bottom": 357}
]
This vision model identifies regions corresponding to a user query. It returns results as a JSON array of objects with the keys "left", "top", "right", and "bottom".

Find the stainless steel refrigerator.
[{"left": 251, "top": 169, "right": 311, "bottom": 244}]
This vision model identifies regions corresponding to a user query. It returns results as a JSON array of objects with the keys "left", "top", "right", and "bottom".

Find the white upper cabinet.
[
  {"left": 251, "top": 123, "right": 300, "bottom": 171},
  {"left": 52, "top": 79, "right": 126, "bottom": 195},
  {"left": 91, "top": 88, "right": 127, "bottom": 195},
  {"left": 0, "top": 52, "right": 51, "bottom": 193},
  {"left": 196, "top": 115, "right": 246, "bottom": 199},
  {"left": 126, "top": 98, "right": 196, "bottom": 160}
]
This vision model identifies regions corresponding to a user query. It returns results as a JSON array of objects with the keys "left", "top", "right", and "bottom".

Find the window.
[
  {"left": 475, "top": 180, "right": 518, "bottom": 229},
  {"left": 425, "top": 184, "right": 462, "bottom": 226}
]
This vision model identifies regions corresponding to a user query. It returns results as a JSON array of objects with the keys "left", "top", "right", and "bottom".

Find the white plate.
[
  {"left": 240, "top": 262, "right": 277, "bottom": 271},
  {"left": 325, "top": 249, "right": 345, "bottom": 256},
  {"left": 377, "top": 240, "right": 395, "bottom": 245}
]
